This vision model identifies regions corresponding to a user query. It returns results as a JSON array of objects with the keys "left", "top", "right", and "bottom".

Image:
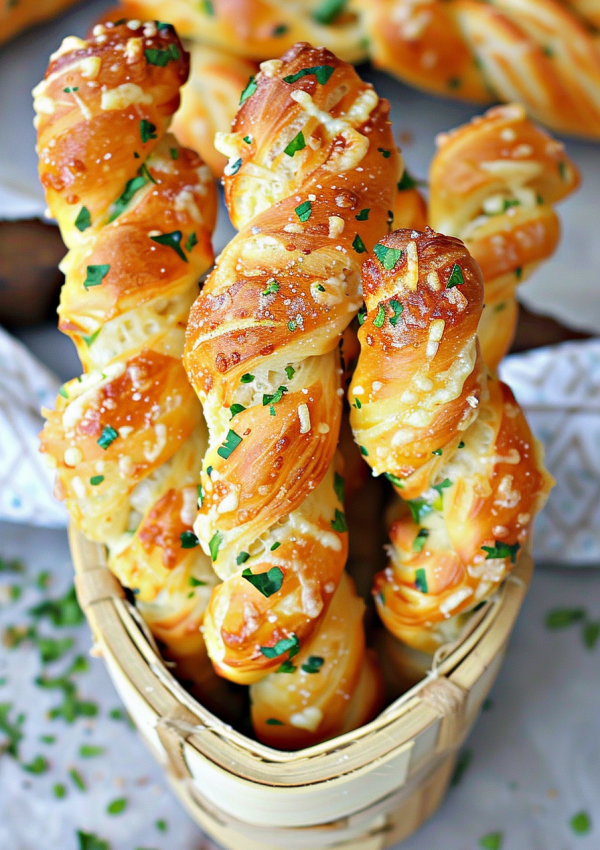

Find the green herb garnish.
[
  {"left": 373, "top": 304, "right": 385, "bottom": 328},
  {"left": 262, "top": 279, "right": 280, "bottom": 296},
  {"left": 481, "top": 541, "right": 520, "bottom": 564},
  {"left": 209, "top": 531, "right": 223, "bottom": 562},
  {"left": 331, "top": 508, "right": 347, "bottom": 532},
  {"left": 236, "top": 552, "right": 250, "bottom": 565},
  {"left": 260, "top": 634, "right": 300, "bottom": 659},
  {"left": 301, "top": 655, "right": 324, "bottom": 674},
  {"left": 295, "top": 199, "right": 312, "bottom": 221},
  {"left": 446, "top": 263, "right": 464, "bottom": 288},
  {"left": 374, "top": 243, "right": 402, "bottom": 270},
  {"left": 89, "top": 475, "right": 104, "bottom": 486},
  {"left": 283, "top": 65, "right": 335, "bottom": 85},
  {"left": 334, "top": 471, "right": 345, "bottom": 504},
  {"left": 352, "top": 234, "right": 367, "bottom": 253},
  {"left": 145, "top": 44, "right": 180, "bottom": 66},
  {"left": 240, "top": 76, "right": 257, "bottom": 104},
  {"left": 180, "top": 531, "right": 200, "bottom": 549},
  {"left": 240, "top": 373, "right": 254, "bottom": 383},
  {"left": 284, "top": 131, "right": 306, "bottom": 157},
  {"left": 75, "top": 207, "right": 91, "bottom": 232},
  {"left": 242, "top": 567, "right": 284, "bottom": 598},
  {"left": 285, "top": 365, "right": 295, "bottom": 380},
  {"left": 107, "top": 797, "right": 127, "bottom": 815},
  {"left": 217, "top": 429, "right": 242, "bottom": 459},
  {"left": 263, "top": 386, "right": 288, "bottom": 406},
  {"left": 312, "top": 0, "right": 347, "bottom": 25},
  {"left": 97, "top": 426, "right": 118, "bottom": 450},
  {"left": 83, "top": 264, "right": 109, "bottom": 288},
  {"left": 414, "top": 568, "right": 428, "bottom": 593},
  {"left": 230, "top": 403, "right": 246, "bottom": 418},
  {"left": 378, "top": 147, "right": 391, "bottom": 158},
  {"left": 413, "top": 529, "right": 429, "bottom": 553},
  {"left": 140, "top": 119, "right": 157, "bottom": 144},
  {"left": 151, "top": 230, "right": 188, "bottom": 262}
]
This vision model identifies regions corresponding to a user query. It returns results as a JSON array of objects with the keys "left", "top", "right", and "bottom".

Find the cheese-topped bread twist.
[
  {"left": 0, "top": 0, "right": 80, "bottom": 47},
  {"left": 117, "top": 0, "right": 367, "bottom": 63},
  {"left": 358, "top": 0, "right": 600, "bottom": 140},
  {"left": 35, "top": 22, "right": 220, "bottom": 686},
  {"left": 184, "top": 43, "right": 396, "bottom": 741},
  {"left": 429, "top": 104, "right": 579, "bottom": 370},
  {"left": 349, "top": 228, "right": 552, "bottom": 652}
]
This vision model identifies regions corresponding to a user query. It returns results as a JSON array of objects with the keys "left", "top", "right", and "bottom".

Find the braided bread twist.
[
  {"left": 184, "top": 43, "right": 396, "bottom": 743},
  {"left": 359, "top": 0, "right": 600, "bottom": 140},
  {"left": 349, "top": 228, "right": 552, "bottom": 652},
  {"left": 117, "top": 0, "right": 368, "bottom": 63},
  {"left": 0, "top": 0, "right": 80, "bottom": 47},
  {"left": 429, "top": 103, "right": 580, "bottom": 370},
  {"left": 35, "top": 22, "right": 219, "bottom": 685}
]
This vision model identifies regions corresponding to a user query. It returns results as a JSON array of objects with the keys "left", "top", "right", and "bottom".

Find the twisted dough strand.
[
  {"left": 35, "top": 22, "right": 219, "bottom": 685},
  {"left": 429, "top": 104, "right": 579, "bottom": 370},
  {"left": 359, "top": 0, "right": 600, "bottom": 140},
  {"left": 184, "top": 43, "right": 396, "bottom": 744},
  {"left": 350, "top": 228, "right": 552, "bottom": 652}
]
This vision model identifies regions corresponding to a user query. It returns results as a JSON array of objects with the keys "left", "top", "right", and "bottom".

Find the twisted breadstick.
[
  {"left": 349, "top": 228, "right": 552, "bottom": 652},
  {"left": 184, "top": 43, "right": 396, "bottom": 742},
  {"left": 0, "top": 0, "right": 80, "bottom": 47},
  {"left": 35, "top": 22, "right": 219, "bottom": 685},
  {"left": 429, "top": 104, "right": 579, "bottom": 370},
  {"left": 117, "top": 0, "right": 368, "bottom": 63},
  {"left": 359, "top": 0, "right": 600, "bottom": 139},
  {"left": 171, "top": 44, "right": 259, "bottom": 178}
]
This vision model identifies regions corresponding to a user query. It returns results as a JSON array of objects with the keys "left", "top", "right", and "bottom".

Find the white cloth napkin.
[
  {"left": 500, "top": 339, "right": 600, "bottom": 566},
  {"left": 0, "top": 327, "right": 66, "bottom": 527}
]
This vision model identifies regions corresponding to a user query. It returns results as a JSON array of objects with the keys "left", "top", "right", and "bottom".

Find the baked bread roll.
[
  {"left": 0, "top": 0, "right": 80, "bottom": 47},
  {"left": 349, "top": 228, "right": 552, "bottom": 652},
  {"left": 429, "top": 104, "right": 580, "bottom": 370},
  {"left": 117, "top": 0, "right": 367, "bottom": 63},
  {"left": 359, "top": 0, "right": 600, "bottom": 140},
  {"left": 34, "top": 21, "right": 219, "bottom": 687},
  {"left": 184, "top": 42, "right": 397, "bottom": 745}
]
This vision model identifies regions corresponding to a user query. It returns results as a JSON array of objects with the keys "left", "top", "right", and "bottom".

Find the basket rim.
[{"left": 69, "top": 523, "right": 533, "bottom": 784}]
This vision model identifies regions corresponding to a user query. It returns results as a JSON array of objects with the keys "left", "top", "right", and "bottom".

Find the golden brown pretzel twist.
[
  {"left": 117, "top": 0, "right": 367, "bottom": 63},
  {"left": 349, "top": 228, "right": 552, "bottom": 652},
  {"left": 358, "top": 0, "right": 600, "bottom": 139},
  {"left": 184, "top": 43, "right": 397, "bottom": 744},
  {"left": 429, "top": 104, "right": 579, "bottom": 370},
  {"left": 34, "top": 22, "right": 219, "bottom": 685}
]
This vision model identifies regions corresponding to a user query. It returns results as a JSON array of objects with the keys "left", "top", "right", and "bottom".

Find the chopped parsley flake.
[
  {"left": 295, "top": 200, "right": 312, "bottom": 221},
  {"left": 515, "top": 267, "right": 523, "bottom": 281},
  {"left": 270, "top": 542, "right": 280, "bottom": 551},
  {"left": 170, "top": 147, "right": 179, "bottom": 160},
  {"left": 151, "top": 230, "right": 188, "bottom": 262},
  {"left": 74, "top": 207, "right": 91, "bottom": 232},
  {"left": 240, "top": 76, "right": 257, "bottom": 104},
  {"left": 63, "top": 86, "right": 79, "bottom": 93},
  {"left": 273, "top": 24, "right": 288, "bottom": 36},
  {"left": 283, "top": 65, "right": 335, "bottom": 85},
  {"left": 201, "top": 0, "right": 214, "bottom": 13},
  {"left": 236, "top": 552, "right": 250, "bottom": 565},
  {"left": 79, "top": 745, "right": 104, "bottom": 758},
  {"left": 81, "top": 328, "right": 101, "bottom": 347},
  {"left": 69, "top": 768, "right": 86, "bottom": 791},
  {"left": 228, "top": 157, "right": 242, "bottom": 175},
  {"left": 263, "top": 385, "right": 288, "bottom": 406},
  {"left": 242, "top": 566, "right": 284, "bottom": 597},
  {"left": 352, "top": 233, "right": 367, "bottom": 253},
  {"left": 230, "top": 403, "right": 246, "bottom": 418},
  {"left": 447, "top": 263, "right": 464, "bottom": 288},
  {"left": 389, "top": 298, "right": 403, "bottom": 326},
  {"left": 107, "top": 797, "right": 127, "bottom": 815},
  {"left": 285, "top": 365, "right": 295, "bottom": 380},
  {"left": 217, "top": 429, "right": 243, "bottom": 459},
  {"left": 262, "top": 279, "right": 280, "bottom": 296},
  {"left": 22, "top": 754, "right": 49, "bottom": 774},
  {"left": 459, "top": 441, "right": 465, "bottom": 448},
  {"left": 334, "top": 471, "right": 345, "bottom": 504},
  {"left": 414, "top": 567, "right": 428, "bottom": 593},
  {"left": 240, "top": 373, "right": 254, "bottom": 383},
  {"left": 355, "top": 208, "right": 370, "bottom": 221},
  {"left": 109, "top": 174, "right": 147, "bottom": 221},
  {"left": 397, "top": 170, "right": 424, "bottom": 191},
  {"left": 373, "top": 304, "right": 386, "bottom": 328},
  {"left": 140, "top": 119, "right": 157, "bottom": 144},
  {"left": 545, "top": 608, "right": 585, "bottom": 629},
  {"left": 58, "top": 385, "right": 69, "bottom": 399},
  {"left": 378, "top": 147, "right": 391, "bottom": 158},
  {"left": 413, "top": 529, "right": 429, "bottom": 553},
  {"left": 374, "top": 243, "right": 402, "bottom": 270},
  {"left": 83, "top": 264, "right": 109, "bottom": 288},
  {"left": 269, "top": 405, "right": 276, "bottom": 416},
  {"left": 302, "top": 655, "right": 324, "bottom": 674},
  {"left": 481, "top": 541, "right": 520, "bottom": 564},
  {"left": 583, "top": 622, "right": 600, "bottom": 649},
  {"left": 156, "top": 820, "right": 168, "bottom": 832},
  {"left": 432, "top": 448, "right": 442, "bottom": 456},
  {"left": 185, "top": 231, "right": 197, "bottom": 252},
  {"left": 357, "top": 306, "right": 366, "bottom": 325},
  {"left": 53, "top": 783, "right": 66, "bottom": 798},
  {"left": 266, "top": 718, "right": 284, "bottom": 725},
  {"left": 209, "top": 531, "right": 223, "bottom": 562},
  {"left": 353, "top": 397, "right": 362, "bottom": 409},
  {"left": 77, "top": 832, "right": 110, "bottom": 850},
  {"left": 89, "top": 475, "right": 104, "bottom": 486},
  {"left": 277, "top": 660, "right": 296, "bottom": 673},
  {"left": 260, "top": 634, "right": 300, "bottom": 659},
  {"left": 331, "top": 508, "right": 347, "bottom": 532},
  {"left": 359, "top": 445, "right": 368, "bottom": 456},
  {"left": 97, "top": 425, "right": 118, "bottom": 450},
  {"left": 288, "top": 320, "right": 297, "bottom": 332},
  {"left": 312, "top": 0, "right": 347, "bottom": 25},
  {"left": 570, "top": 812, "right": 591, "bottom": 835},
  {"left": 145, "top": 44, "right": 180, "bottom": 66},
  {"left": 243, "top": 135, "right": 252, "bottom": 144},
  {"left": 284, "top": 131, "right": 306, "bottom": 157},
  {"left": 180, "top": 531, "right": 200, "bottom": 549}
]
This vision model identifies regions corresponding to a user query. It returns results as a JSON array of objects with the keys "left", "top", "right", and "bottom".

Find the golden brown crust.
[
  {"left": 429, "top": 104, "right": 579, "bottom": 369},
  {"left": 359, "top": 0, "right": 600, "bottom": 139},
  {"left": 350, "top": 227, "right": 552, "bottom": 651},
  {"left": 183, "top": 44, "right": 396, "bottom": 743},
  {"left": 35, "top": 22, "right": 219, "bottom": 688}
]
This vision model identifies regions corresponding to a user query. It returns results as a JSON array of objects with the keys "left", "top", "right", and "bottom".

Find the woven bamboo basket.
[{"left": 70, "top": 523, "right": 533, "bottom": 850}]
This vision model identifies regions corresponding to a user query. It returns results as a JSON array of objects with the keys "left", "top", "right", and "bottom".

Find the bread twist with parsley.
[
  {"left": 117, "top": 0, "right": 367, "bottom": 63},
  {"left": 358, "top": 0, "right": 600, "bottom": 140},
  {"left": 429, "top": 104, "right": 579, "bottom": 370},
  {"left": 35, "top": 21, "right": 220, "bottom": 686},
  {"left": 184, "top": 43, "right": 395, "bottom": 742},
  {"left": 349, "top": 228, "right": 552, "bottom": 653}
]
